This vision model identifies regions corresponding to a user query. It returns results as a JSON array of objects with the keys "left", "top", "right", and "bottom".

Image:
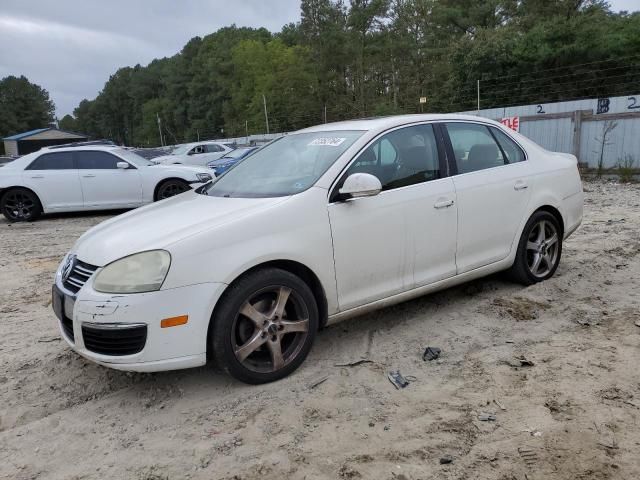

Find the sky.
[{"left": 0, "top": 0, "right": 637, "bottom": 118}]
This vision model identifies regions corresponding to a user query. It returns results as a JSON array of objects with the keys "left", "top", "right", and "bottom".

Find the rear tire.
[
  {"left": 210, "top": 268, "right": 318, "bottom": 384},
  {"left": 154, "top": 179, "right": 190, "bottom": 201},
  {"left": 508, "top": 211, "right": 562, "bottom": 285},
  {"left": 1, "top": 188, "right": 42, "bottom": 222}
]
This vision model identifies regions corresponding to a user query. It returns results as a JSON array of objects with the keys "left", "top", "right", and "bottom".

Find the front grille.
[
  {"left": 61, "top": 317, "right": 74, "bottom": 341},
  {"left": 63, "top": 259, "right": 98, "bottom": 294},
  {"left": 81, "top": 323, "right": 147, "bottom": 356}
]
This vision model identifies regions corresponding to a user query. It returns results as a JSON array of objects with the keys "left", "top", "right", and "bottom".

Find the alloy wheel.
[
  {"left": 231, "top": 286, "right": 310, "bottom": 373},
  {"left": 3, "top": 191, "right": 36, "bottom": 221},
  {"left": 526, "top": 219, "right": 559, "bottom": 278},
  {"left": 158, "top": 182, "right": 188, "bottom": 200}
]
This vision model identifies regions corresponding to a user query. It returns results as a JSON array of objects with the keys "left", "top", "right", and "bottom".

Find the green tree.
[
  {"left": 58, "top": 114, "right": 76, "bottom": 132},
  {"left": 0, "top": 75, "right": 55, "bottom": 138},
  {"left": 63, "top": 0, "right": 640, "bottom": 144}
]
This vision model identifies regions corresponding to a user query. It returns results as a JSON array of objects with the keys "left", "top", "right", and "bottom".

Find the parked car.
[
  {"left": 207, "top": 146, "right": 259, "bottom": 175},
  {"left": 0, "top": 142, "right": 212, "bottom": 221},
  {"left": 153, "top": 141, "right": 234, "bottom": 167},
  {"left": 52, "top": 114, "right": 583, "bottom": 384}
]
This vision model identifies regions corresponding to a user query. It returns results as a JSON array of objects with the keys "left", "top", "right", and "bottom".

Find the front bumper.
[{"left": 53, "top": 264, "right": 226, "bottom": 372}]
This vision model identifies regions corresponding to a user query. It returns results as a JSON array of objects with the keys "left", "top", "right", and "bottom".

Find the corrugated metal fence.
[
  {"left": 217, "top": 94, "right": 640, "bottom": 169},
  {"left": 460, "top": 94, "right": 640, "bottom": 168}
]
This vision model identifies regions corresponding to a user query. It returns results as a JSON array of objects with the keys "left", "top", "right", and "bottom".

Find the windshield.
[
  {"left": 222, "top": 148, "right": 255, "bottom": 160},
  {"left": 117, "top": 149, "right": 154, "bottom": 167},
  {"left": 203, "top": 131, "right": 364, "bottom": 198},
  {"left": 171, "top": 144, "right": 193, "bottom": 155}
]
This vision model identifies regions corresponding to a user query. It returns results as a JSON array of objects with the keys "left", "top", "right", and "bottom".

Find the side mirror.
[
  {"left": 338, "top": 173, "right": 382, "bottom": 200},
  {"left": 116, "top": 161, "right": 129, "bottom": 169}
]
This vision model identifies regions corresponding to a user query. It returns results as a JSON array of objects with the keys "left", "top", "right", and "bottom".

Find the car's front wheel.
[
  {"left": 155, "top": 179, "right": 190, "bottom": 201},
  {"left": 509, "top": 210, "right": 562, "bottom": 285},
  {"left": 0, "top": 188, "right": 42, "bottom": 222},
  {"left": 211, "top": 268, "right": 318, "bottom": 384}
]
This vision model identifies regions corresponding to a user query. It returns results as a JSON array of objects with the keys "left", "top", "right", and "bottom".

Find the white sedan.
[
  {"left": 153, "top": 141, "right": 233, "bottom": 167},
  {"left": 0, "top": 143, "right": 213, "bottom": 221},
  {"left": 52, "top": 115, "right": 583, "bottom": 384}
]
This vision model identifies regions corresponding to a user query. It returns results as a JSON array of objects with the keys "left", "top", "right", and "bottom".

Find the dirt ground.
[{"left": 1, "top": 180, "right": 639, "bottom": 480}]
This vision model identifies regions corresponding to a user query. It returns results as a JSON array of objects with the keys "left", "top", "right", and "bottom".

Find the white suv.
[{"left": 0, "top": 142, "right": 212, "bottom": 221}]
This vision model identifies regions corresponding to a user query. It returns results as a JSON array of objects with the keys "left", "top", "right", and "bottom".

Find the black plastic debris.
[
  {"left": 388, "top": 370, "right": 410, "bottom": 389},
  {"left": 335, "top": 359, "right": 374, "bottom": 367},
  {"left": 440, "top": 455, "right": 454, "bottom": 464},
  {"left": 423, "top": 347, "right": 441, "bottom": 361},
  {"left": 307, "top": 375, "right": 329, "bottom": 389}
]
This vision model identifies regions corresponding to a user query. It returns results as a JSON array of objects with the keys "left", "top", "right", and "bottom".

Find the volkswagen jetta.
[{"left": 52, "top": 115, "right": 583, "bottom": 383}]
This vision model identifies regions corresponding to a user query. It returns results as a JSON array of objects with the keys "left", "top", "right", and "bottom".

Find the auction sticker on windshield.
[{"left": 308, "top": 137, "right": 346, "bottom": 147}]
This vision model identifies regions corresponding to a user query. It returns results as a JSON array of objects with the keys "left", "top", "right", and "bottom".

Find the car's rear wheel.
[
  {"left": 155, "top": 179, "right": 189, "bottom": 201},
  {"left": 1, "top": 188, "right": 42, "bottom": 222},
  {"left": 211, "top": 268, "right": 318, "bottom": 384},
  {"left": 509, "top": 210, "right": 562, "bottom": 285}
]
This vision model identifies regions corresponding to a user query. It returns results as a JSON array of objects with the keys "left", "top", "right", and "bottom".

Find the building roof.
[
  {"left": 3, "top": 127, "right": 87, "bottom": 141},
  {"left": 3, "top": 128, "right": 50, "bottom": 140}
]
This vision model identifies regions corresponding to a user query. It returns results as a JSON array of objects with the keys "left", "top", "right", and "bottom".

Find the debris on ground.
[
  {"left": 518, "top": 447, "right": 538, "bottom": 467},
  {"left": 335, "top": 359, "right": 374, "bottom": 367},
  {"left": 37, "top": 337, "right": 60, "bottom": 343},
  {"left": 422, "top": 346, "right": 441, "bottom": 361},
  {"left": 478, "top": 413, "right": 496, "bottom": 422},
  {"left": 439, "top": 455, "right": 454, "bottom": 464},
  {"left": 576, "top": 316, "right": 600, "bottom": 327},
  {"left": 502, "top": 355, "right": 535, "bottom": 368},
  {"left": 387, "top": 370, "right": 411, "bottom": 389},
  {"left": 307, "top": 375, "right": 329, "bottom": 389},
  {"left": 493, "top": 399, "right": 506, "bottom": 411}
]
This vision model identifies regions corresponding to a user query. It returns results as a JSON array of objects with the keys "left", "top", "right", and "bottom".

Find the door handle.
[
  {"left": 82, "top": 174, "right": 96, "bottom": 178},
  {"left": 514, "top": 181, "right": 528, "bottom": 191},
  {"left": 30, "top": 175, "right": 44, "bottom": 179},
  {"left": 434, "top": 199, "right": 455, "bottom": 209}
]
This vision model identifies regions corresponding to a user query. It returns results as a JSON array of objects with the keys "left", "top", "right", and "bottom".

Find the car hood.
[
  {"left": 145, "top": 163, "right": 211, "bottom": 175},
  {"left": 73, "top": 191, "right": 289, "bottom": 266}
]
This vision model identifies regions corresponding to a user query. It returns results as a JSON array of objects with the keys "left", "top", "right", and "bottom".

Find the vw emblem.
[{"left": 62, "top": 254, "right": 76, "bottom": 282}]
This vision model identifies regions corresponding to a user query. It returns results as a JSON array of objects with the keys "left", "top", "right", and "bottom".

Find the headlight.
[
  {"left": 196, "top": 173, "right": 212, "bottom": 183},
  {"left": 93, "top": 250, "right": 171, "bottom": 294}
]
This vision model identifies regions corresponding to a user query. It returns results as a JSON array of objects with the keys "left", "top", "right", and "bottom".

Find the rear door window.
[
  {"left": 76, "top": 151, "right": 122, "bottom": 169},
  {"left": 444, "top": 123, "right": 506, "bottom": 174},
  {"left": 26, "top": 152, "right": 75, "bottom": 170}
]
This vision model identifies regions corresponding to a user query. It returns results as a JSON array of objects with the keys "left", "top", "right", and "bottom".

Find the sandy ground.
[{"left": 1, "top": 180, "right": 639, "bottom": 480}]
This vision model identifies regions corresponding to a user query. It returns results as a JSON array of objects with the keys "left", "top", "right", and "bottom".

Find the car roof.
[
  {"left": 40, "top": 144, "right": 123, "bottom": 153},
  {"left": 181, "top": 140, "right": 225, "bottom": 147},
  {"left": 297, "top": 113, "right": 501, "bottom": 134}
]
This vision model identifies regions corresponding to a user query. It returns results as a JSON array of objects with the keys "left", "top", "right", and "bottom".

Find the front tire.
[
  {"left": 155, "top": 179, "right": 190, "bottom": 201},
  {"left": 211, "top": 268, "right": 319, "bottom": 384},
  {"left": 508, "top": 211, "right": 562, "bottom": 285},
  {"left": 1, "top": 188, "right": 42, "bottom": 222}
]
